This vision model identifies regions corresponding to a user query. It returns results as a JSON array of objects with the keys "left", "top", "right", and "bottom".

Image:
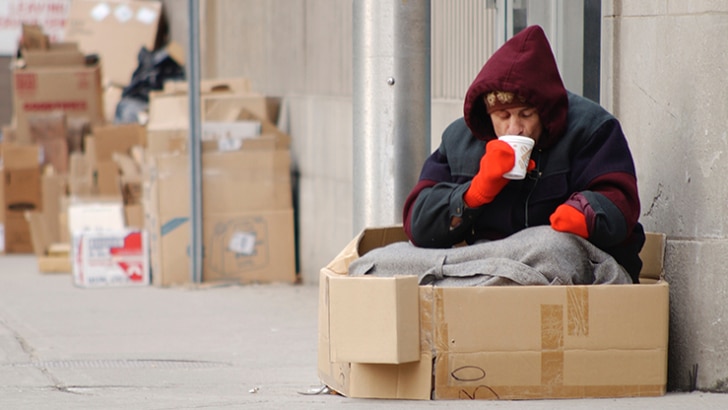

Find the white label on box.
[
  {"left": 114, "top": 4, "right": 133, "bottom": 23},
  {"left": 90, "top": 3, "right": 111, "bottom": 21},
  {"left": 216, "top": 137, "right": 243, "bottom": 152},
  {"left": 228, "top": 231, "right": 257, "bottom": 256},
  {"left": 136, "top": 7, "right": 158, "bottom": 25}
]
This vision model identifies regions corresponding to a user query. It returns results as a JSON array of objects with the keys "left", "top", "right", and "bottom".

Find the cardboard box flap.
[
  {"left": 639, "top": 232, "right": 666, "bottom": 281},
  {"left": 358, "top": 225, "right": 410, "bottom": 256},
  {"left": 203, "top": 94, "right": 269, "bottom": 124},
  {"left": 317, "top": 268, "right": 433, "bottom": 400},
  {"left": 349, "top": 355, "right": 433, "bottom": 400},
  {"left": 20, "top": 24, "right": 49, "bottom": 50},
  {"left": 22, "top": 42, "right": 86, "bottom": 68},
  {"left": 324, "top": 226, "right": 409, "bottom": 275},
  {"left": 163, "top": 77, "right": 252, "bottom": 95},
  {"left": 324, "top": 231, "right": 364, "bottom": 275},
  {"left": 329, "top": 275, "right": 420, "bottom": 364},
  {"left": 235, "top": 108, "right": 291, "bottom": 148}
]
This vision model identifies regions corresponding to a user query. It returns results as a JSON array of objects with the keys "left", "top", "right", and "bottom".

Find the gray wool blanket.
[{"left": 349, "top": 226, "right": 632, "bottom": 286}]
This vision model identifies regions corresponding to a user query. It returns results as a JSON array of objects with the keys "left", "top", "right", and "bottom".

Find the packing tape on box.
[{"left": 433, "top": 286, "right": 665, "bottom": 400}]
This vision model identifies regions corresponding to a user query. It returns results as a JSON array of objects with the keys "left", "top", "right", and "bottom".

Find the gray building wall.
[
  {"left": 160, "top": 0, "right": 728, "bottom": 392},
  {"left": 603, "top": 0, "right": 728, "bottom": 393}
]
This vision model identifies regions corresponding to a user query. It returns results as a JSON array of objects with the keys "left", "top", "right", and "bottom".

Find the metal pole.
[
  {"left": 352, "top": 0, "right": 430, "bottom": 234},
  {"left": 187, "top": 0, "right": 202, "bottom": 283}
]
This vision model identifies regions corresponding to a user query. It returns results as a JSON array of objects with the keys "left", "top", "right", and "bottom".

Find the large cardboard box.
[
  {"left": 318, "top": 227, "right": 669, "bottom": 400},
  {"left": 64, "top": 0, "right": 163, "bottom": 86},
  {"left": 145, "top": 148, "right": 296, "bottom": 286},
  {"left": 12, "top": 63, "right": 104, "bottom": 144}
]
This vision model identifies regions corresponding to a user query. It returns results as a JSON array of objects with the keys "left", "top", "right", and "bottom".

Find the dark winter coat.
[{"left": 402, "top": 25, "right": 645, "bottom": 281}]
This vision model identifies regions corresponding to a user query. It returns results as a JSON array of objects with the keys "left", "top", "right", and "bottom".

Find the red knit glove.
[
  {"left": 463, "top": 140, "right": 514, "bottom": 207},
  {"left": 549, "top": 204, "right": 589, "bottom": 238}
]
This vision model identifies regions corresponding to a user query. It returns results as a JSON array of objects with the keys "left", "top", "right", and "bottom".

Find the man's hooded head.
[{"left": 463, "top": 25, "right": 568, "bottom": 148}]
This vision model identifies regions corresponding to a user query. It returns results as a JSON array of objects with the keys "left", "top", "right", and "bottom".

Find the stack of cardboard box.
[
  {"left": 63, "top": 122, "right": 149, "bottom": 287},
  {"left": 4, "top": 15, "right": 297, "bottom": 288},
  {"left": 11, "top": 26, "right": 104, "bottom": 145},
  {"left": 143, "top": 79, "right": 297, "bottom": 286},
  {"left": 4, "top": 23, "right": 103, "bottom": 262}
]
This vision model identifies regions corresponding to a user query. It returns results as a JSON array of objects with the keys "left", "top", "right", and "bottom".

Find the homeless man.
[{"left": 351, "top": 25, "right": 645, "bottom": 287}]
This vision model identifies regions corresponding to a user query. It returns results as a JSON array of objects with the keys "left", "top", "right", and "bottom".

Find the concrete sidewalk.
[{"left": 1, "top": 254, "right": 727, "bottom": 409}]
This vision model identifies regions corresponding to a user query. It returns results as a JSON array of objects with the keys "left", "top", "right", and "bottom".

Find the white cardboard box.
[{"left": 73, "top": 229, "right": 149, "bottom": 288}]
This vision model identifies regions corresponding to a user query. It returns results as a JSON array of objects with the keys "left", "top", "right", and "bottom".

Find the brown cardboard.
[
  {"left": 318, "top": 271, "right": 434, "bottom": 400},
  {"left": 2, "top": 143, "right": 40, "bottom": 170},
  {"left": 318, "top": 227, "right": 669, "bottom": 400},
  {"left": 64, "top": 0, "right": 163, "bottom": 86},
  {"left": 147, "top": 92, "right": 269, "bottom": 131},
  {"left": 144, "top": 156, "right": 186, "bottom": 286},
  {"left": 146, "top": 148, "right": 295, "bottom": 286},
  {"left": 202, "top": 209, "right": 296, "bottom": 284},
  {"left": 96, "top": 160, "right": 122, "bottom": 196},
  {"left": 329, "top": 275, "right": 420, "bottom": 364},
  {"left": 163, "top": 77, "right": 252, "bottom": 95},
  {"left": 25, "top": 211, "right": 71, "bottom": 273},
  {"left": 4, "top": 168, "right": 42, "bottom": 210},
  {"left": 124, "top": 204, "right": 144, "bottom": 229},
  {"left": 27, "top": 111, "right": 69, "bottom": 173},
  {"left": 2, "top": 144, "right": 42, "bottom": 253},
  {"left": 12, "top": 63, "right": 104, "bottom": 144},
  {"left": 67, "top": 116, "right": 92, "bottom": 153},
  {"left": 20, "top": 24, "right": 49, "bottom": 50},
  {"left": 6, "top": 212, "right": 34, "bottom": 253},
  {"left": 68, "top": 152, "right": 95, "bottom": 195},
  {"left": 92, "top": 123, "right": 147, "bottom": 162},
  {"left": 38, "top": 254, "right": 72, "bottom": 273},
  {"left": 121, "top": 176, "right": 143, "bottom": 206},
  {"left": 41, "top": 173, "right": 68, "bottom": 245},
  {"left": 146, "top": 129, "right": 187, "bottom": 155},
  {"left": 25, "top": 173, "right": 71, "bottom": 272},
  {"left": 22, "top": 43, "right": 86, "bottom": 67}
]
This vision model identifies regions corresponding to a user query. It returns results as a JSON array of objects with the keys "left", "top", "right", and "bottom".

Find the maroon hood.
[{"left": 463, "top": 25, "right": 568, "bottom": 148}]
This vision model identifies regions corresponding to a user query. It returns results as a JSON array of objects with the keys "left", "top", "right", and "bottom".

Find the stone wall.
[{"left": 603, "top": 0, "right": 728, "bottom": 392}]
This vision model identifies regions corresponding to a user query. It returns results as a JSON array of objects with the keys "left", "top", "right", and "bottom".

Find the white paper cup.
[{"left": 498, "top": 135, "right": 535, "bottom": 180}]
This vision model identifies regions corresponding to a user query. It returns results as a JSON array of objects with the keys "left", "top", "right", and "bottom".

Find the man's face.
[{"left": 489, "top": 106, "right": 543, "bottom": 144}]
